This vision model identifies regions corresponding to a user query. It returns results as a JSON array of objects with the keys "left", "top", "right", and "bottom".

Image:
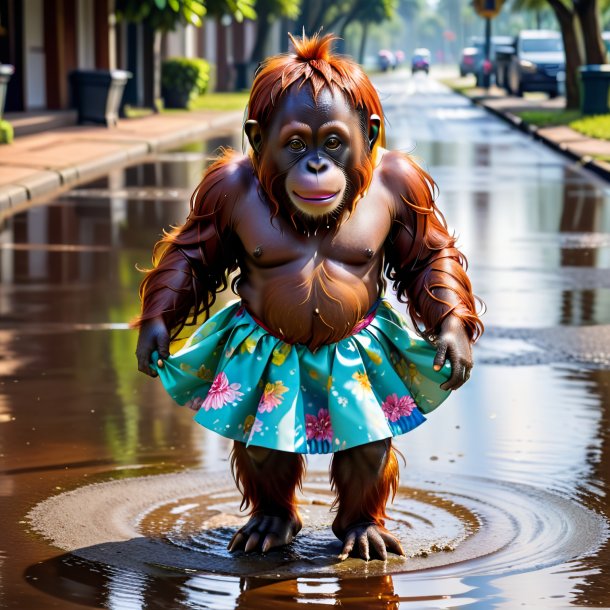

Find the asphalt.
[
  {"left": 1, "top": 79, "right": 610, "bottom": 219},
  {"left": 461, "top": 84, "right": 610, "bottom": 181},
  {"left": 0, "top": 109, "right": 244, "bottom": 218}
]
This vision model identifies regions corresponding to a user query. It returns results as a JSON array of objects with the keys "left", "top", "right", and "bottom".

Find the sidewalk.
[
  {"left": 457, "top": 84, "right": 610, "bottom": 181},
  {"left": 0, "top": 109, "right": 243, "bottom": 218}
]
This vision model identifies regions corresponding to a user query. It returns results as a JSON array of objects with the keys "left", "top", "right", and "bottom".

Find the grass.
[
  {"left": 187, "top": 91, "right": 250, "bottom": 111},
  {"left": 570, "top": 114, "right": 610, "bottom": 140},
  {"left": 123, "top": 91, "right": 251, "bottom": 119},
  {"left": 514, "top": 109, "right": 582, "bottom": 128},
  {"left": 438, "top": 75, "right": 477, "bottom": 96}
]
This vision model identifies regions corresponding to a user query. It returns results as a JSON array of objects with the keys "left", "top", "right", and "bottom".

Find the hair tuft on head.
[{"left": 288, "top": 32, "right": 337, "bottom": 63}]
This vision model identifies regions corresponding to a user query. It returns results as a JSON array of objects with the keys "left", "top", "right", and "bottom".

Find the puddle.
[{"left": 28, "top": 470, "right": 605, "bottom": 581}]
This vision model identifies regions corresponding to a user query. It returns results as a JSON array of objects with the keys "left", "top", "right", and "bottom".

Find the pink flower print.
[
  {"left": 306, "top": 408, "right": 333, "bottom": 442},
  {"left": 382, "top": 394, "right": 416, "bottom": 422},
  {"left": 257, "top": 381, "right": 289, "bottom": 413},
  {"left": 202, "top": 372, "right": 243, "bottom": 410}
]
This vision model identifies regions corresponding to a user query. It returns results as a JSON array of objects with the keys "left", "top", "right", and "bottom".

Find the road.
[{"left": 1, "top": 69, "right": 610, "bottom": 608}]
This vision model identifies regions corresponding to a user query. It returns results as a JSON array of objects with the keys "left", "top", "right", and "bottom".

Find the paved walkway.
[
  {"left": 0, "top": 109, "right": 242, "bottom": 218},
  {"left": 462, "top": 85, "right": 610, "bottom": 180}
]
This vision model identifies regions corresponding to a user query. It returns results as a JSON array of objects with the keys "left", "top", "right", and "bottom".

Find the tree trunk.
[
  {"left": 547, "top": 0, "right": 583, "bottom": 110},
  {"left": 249, "top": 4, "right": 272, "bottom": 64},
  {"left": 574, "top": 0, "right": 607, "bottom": 65},
  {"left": 358, "top": 21, "right": 369, "bottom": 65}
]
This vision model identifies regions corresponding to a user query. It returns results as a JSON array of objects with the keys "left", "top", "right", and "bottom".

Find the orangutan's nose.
[{"left": 307, "top": 157, "right": 329, "bottom": 173}]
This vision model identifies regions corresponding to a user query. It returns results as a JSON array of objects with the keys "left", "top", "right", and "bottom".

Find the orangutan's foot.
[
  {"left": 336, "top": 523, "right": 405, "bottom": 561},
  {"left": 227, "top": 512, "right": 302, "bottom": 553}
]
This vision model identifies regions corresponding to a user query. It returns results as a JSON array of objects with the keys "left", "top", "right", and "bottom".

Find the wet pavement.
[{"left": 1, "top": 71, "right": 610, "bottom": 608}]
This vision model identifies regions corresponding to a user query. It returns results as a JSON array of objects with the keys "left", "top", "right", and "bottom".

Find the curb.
[
  {"left": 476, "top": 97, "right": 610, "bottom": 182},
  {"left": 0, "top": 110, "right": 244, "bottom": 219}
]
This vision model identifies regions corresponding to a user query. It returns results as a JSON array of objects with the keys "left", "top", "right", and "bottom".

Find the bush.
[
  {"left": 161, "top": 57, "right": 211, "bottom": 108},
  {"left": 0, "top": 120, "right": 13, "bottom": 144}
]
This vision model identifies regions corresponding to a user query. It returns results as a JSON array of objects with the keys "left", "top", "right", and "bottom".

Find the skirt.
[{"left": 151, "top": 300, "right": 452, "bottom": 454}]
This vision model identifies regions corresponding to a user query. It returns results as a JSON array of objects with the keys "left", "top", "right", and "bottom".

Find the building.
[{"left": 0, "top": 0, "right": 284, "bottom": 114}]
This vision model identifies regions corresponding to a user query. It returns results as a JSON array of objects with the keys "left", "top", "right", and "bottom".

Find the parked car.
[
  {"left": 460, "top": 45, "right": 480, "bottom": 76},
  {"left": 507, "top": 30, "right": 565, "bottom": 97},
  {"left": 378, "top": 49, "right": 396, "bottom": 72},
  {"left": 411, "top": 48, "right": 431, "bottom": 74},
  {"left": 459, "top": 36, "right": 515, "bottom": 85}
]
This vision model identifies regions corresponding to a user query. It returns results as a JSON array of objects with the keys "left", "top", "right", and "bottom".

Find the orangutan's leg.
[
  {"left": 330, "top": 438, "right": 405, "bottom": 561},
  {"left": 227, "top": 441, "right": 305, "bottom": 553}
]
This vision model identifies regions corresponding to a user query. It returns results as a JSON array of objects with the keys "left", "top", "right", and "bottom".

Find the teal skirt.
[{"left": 152, "top": 300, "right": 452, "bottom": 454}]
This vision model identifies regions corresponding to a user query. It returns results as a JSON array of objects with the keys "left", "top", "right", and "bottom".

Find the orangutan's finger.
[
  {"left": 227, "top": 531, "right": 246, "bottom": 551},
  {"left": 338, "top": 530, "right": 356, "bottom": 560},
  {"left": 358, "top": 531, "right": 370, "bottom": 561},
  {"left": 261, "top": 533, "right": 280, "bottom": 553},
  {"left": 368, "top": 528, "right": 387, "bottom": 561},
  {"left": 379, "top": 531, "right": 405, "bottom": 556},
  {"left": 244, "top": 531, "right": 261, "bottom": 553}
]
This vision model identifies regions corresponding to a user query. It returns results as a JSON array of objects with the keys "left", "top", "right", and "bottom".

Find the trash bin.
[
  {"left": 580, "top": 65, "right": 610, "bottom": 115},
  {"left": 70, "top": 69, "right": 132, "bottom": 127},
  {"left": 0, "top": 64, "right": 14, "bottom": 120}
]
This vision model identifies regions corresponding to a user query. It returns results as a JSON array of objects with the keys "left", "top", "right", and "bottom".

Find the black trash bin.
[
  {"left": 70, "top": 69, "right": 132, "bottom": 126},
  {"left": 580, "top": 65, "right": 610, "bottom": 115}
]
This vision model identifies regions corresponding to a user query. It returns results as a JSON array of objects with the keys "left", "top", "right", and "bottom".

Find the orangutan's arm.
[
  {"left": 381, "top": 152, "right": 483, "bottom": 389},
  {"left": 133, "top": 151, "right": 248, "bottom": 375}
]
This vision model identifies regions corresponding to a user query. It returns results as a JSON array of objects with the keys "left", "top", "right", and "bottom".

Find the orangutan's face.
[{"left": 246, "top": 86, "right": 378, "bottom": 219}]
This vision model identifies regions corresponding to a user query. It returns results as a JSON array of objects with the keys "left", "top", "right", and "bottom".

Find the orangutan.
[{"left": 134, "top": 34, "right": 483, "bottom": 561}]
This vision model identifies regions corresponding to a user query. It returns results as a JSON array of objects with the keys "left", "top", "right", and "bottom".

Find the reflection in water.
[{"left": 559, "top": 167, "right": 603, "bottom": 326}]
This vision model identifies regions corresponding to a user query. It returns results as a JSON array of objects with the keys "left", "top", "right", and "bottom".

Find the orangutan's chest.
[{"left": 235, "top": 197, "right": 392, "bottom": 269}]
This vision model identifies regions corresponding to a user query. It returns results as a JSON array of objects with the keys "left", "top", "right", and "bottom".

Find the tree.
[
  {"left": 249, "top": 0, "right": 301, "bottom": 65},
  {"left": 512, "top": 0, "right": 608, "bottom": 109},
  {"left": 115, "top": 0, "right": 256, "bottom": 108},
  {"left": 574, "top": 0, "right": 607, "bottom": 64},
  {"left": 293, "top": 0, "right": 398, "bottom": 56}
]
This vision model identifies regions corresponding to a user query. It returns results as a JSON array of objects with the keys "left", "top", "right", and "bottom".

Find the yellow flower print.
[
  {"left": 197, "top": 365, "right": 214, "bottom": 382},
  {"left": 242, "top": 414, "right": 255, "bottom": 438},
  {"left": 345, "top": 371, "right": 372, "bottom": 400},
  {"left": 353, "top": 371, "right": 372, "bottom": 391},
  {"left": 366, "top": 348, "right": 383, "bottom": 366},
  {"left": 240, "top": 336, "right": 257, "bottom": 354},
  {"left": 187, "top": 321, "right": 216, "bottom": 346},
  {"left": 258, "top": 380, "right": 289, "bottom": 413},
  {"left": 394, "top": 358, "right": 409, "bottom": 380},
  {"left": 272, "top": 343, "right": 292, "bottom": 366},
  {"left": 408, "top": 363, "right": 423, "bottom": 385}
]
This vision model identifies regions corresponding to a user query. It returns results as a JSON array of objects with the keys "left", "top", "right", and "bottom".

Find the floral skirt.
[{"left": 152, "top": 300, "right": 452, "bottom": 454}]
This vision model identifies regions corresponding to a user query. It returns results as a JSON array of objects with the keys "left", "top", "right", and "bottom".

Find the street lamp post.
[{"left": 472, "top": 0, "right": 505, "bottom": 89}]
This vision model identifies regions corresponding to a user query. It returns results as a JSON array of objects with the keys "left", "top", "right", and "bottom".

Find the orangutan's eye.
[
  {"left": 325, "top": 137, "right": 341, "bottom": 150},
  {"left": 288, "top": 139, "right": 306, "bottom": 152}
]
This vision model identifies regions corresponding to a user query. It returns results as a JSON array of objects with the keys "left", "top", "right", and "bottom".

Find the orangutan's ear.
[
  {"left": 245, "top": 120, "right": 263, "bottom": 154},
  {"left": 368, "top": 114, "right": 381, "bottom": 151}
]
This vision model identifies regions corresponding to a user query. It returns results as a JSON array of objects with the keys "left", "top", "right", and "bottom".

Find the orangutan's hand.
[
  {"left": 136, "top": 317, "right": 170, "bottom": 377},
  {"left": 433, "top": 315, "right": 473, "bottom": 391}
]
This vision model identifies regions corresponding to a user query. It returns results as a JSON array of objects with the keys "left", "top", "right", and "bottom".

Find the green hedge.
[
  {"left": 0, "top": 120, "right": 13, "bottom": 144},
  {"left": 161, "top": 57, "right": 211, "bottom": 107}
]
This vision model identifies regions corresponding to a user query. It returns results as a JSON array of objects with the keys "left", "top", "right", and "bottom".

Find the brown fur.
[
  {"left": 230, "top": 442, "right": 305, "bottom": 518},
  {"left": 330, "top": 439, "right": 400, "bottom": 539}
]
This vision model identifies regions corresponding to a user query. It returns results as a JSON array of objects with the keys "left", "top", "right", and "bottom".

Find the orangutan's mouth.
[{"left": 293, "top": 191, "right": 340, "bottom": 204}]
